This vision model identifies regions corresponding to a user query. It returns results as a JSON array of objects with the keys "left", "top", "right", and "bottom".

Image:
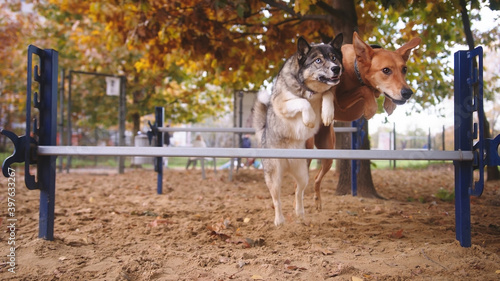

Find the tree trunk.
[
  {"left": 331, "top": 0, "right": 380, "bottom": 197},
  {"left": 132, "top": 111, "right": 141, "bottom": 138},
  {"left": 334, "top": 121, "right": 352, "bottom": 195},
  {"left": 356, "top": 118, "right": 382, "bottom": 198},
  {"left": 335, "top": 119, "right": 381, "bottom": 198}
]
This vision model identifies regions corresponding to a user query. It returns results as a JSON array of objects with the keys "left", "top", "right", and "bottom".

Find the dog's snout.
[
  {"left": 331, "top": 66, "right": 341, "bottom": 75},
  {"left": 401, "top": 88, "right": 413, "bottom": 100}
]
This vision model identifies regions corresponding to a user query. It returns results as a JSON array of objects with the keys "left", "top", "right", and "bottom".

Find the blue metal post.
[
  {"left": 155, "top": 106, "right": 164, "bottom": 194},
  {"left": 34, "top": 47, "right": 59, "bottom": 240},
  {"left": 453, "top": 50, "right": 474, "bottom": 247},
  {"left": 351, "top": 120, "right": 359, "bottom": 196}
]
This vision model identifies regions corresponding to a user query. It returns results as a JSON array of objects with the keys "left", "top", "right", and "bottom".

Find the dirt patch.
[{"left": 1, "top": 164, "right": 499, "bottom": 280}]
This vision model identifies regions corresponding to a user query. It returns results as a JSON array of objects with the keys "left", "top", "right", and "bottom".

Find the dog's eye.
[
  {"left": 331, "top": 56, "right": 336, "bottom": 62},
  {"left": 315, "top": 58, "right": 322, "bottom": 64},
  {"left": 402, "top": 66, "right": 408, "bottom": 75},
  {"left": 382, "top": 68, "right": 392, "bottom": 75}
]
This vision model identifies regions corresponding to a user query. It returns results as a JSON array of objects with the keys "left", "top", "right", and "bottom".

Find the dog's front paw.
[
  {"left": 321, "top": 106, "right": 334, "bottom": 126},
  {"left": 302, "top": 110, "right": 316, "bottom": 128},
  {"left": 321, "top": 91, "right": 335, "bottom": 126}
]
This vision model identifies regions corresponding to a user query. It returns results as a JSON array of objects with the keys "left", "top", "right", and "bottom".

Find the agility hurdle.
[
  {"left": 1, "top": 45, "right": 499, "bottom": 248},
  {"left": 145, "top": 107, "right": 360, "bottom": 192}
]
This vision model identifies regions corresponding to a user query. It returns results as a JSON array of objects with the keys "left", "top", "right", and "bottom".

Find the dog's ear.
[
  {"left": 329, "top": 33, "right": 343, "bottom": 50},
  {"left": 383, "top": 97, "right": 397, "bottom": 116},
  {"left": 396, "top": 37, "right": 422, "bottom": 61},
  {"left": 353, "top": 32, "right": 374, "bottom": 64},
  {"left": 297, "top": 37, "right": 311, "bottom": 58}
]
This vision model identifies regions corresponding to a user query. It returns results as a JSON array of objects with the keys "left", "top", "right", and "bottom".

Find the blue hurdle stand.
[
  {"left": 1, "top": 46, "right": 58, "bottom": 240},
  {"left": 454, "top": 47, "right": 500, "bottom": 247},
  {"left": 155, "top": 107, "right": 164, "bottom": 195},
  {"left": 350, "top": 118, "right": 365, "bottom": 196}
]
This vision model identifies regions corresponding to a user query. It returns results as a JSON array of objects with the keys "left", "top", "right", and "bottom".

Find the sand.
[{"left": 1, "top": 164, "right": 499, "bottom": 280}]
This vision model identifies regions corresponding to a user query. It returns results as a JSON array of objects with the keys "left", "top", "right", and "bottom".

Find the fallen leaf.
[
  {"left": 209, "top": 230, "right": 231, "bottom": 241},
  {"left": 389, "top": 229, "right": 404, "bottom": 239},
  {"left": 244, "top": 217, "right": 251, "bottom": 223},
  {"left": 251, "top": 274, "right": 263, "bottom": 280},
  {"left": 148, "top": 219, "right": 173, "bottom": 227},
  {"left": 352, "top": 276, "right": 363, "bottom": 281},
  {"left": 326, "top": 269, "right": 341, "bottom": 277},
  {"left": 286, "top": 265, "right": 307, "bottom": 271},
  {"left": 496, "top": 269, "right": 500, "bottom": 274},
  {"left": 312, "top": 244, "right": 333, "bottom": 255}
]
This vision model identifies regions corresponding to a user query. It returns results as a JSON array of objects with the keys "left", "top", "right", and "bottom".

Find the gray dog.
[{"left": 253, "top": 34, "right": 343, "bottom": 225}]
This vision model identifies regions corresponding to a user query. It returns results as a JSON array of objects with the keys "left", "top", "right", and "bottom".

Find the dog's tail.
[{"left": 252, "top": 89, "right": 270, "bottom": 146}]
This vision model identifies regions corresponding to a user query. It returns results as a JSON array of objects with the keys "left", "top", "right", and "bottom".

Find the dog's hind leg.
[
  {"left": 290, "top": 159, "right": 309, "bottom": 220},
  {"left": 312, "top": 124, "right": 335, "bottom": 211},
  {"left": 264, "top": 159, "right": 285, "bottom": 226}
]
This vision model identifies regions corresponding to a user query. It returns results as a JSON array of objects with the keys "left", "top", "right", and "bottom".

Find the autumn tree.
[{"left": 0, "top": 1, "right": 39, "bottom": 151}]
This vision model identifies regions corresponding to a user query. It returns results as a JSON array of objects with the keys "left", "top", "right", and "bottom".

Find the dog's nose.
[
  {"left": 331, "top": 66, "right": 341, "bottom": 76},
  {"left": 401, "top": 88, "right": 413, "bottom": 100}
]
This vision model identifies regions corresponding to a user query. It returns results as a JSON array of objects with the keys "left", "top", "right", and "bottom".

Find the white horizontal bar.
[
  {"left": 156, "top": 127, "right": 358, "bottom": 133},
  {"left": 37, "top": 146, "right": 474, "bottom": 161}
]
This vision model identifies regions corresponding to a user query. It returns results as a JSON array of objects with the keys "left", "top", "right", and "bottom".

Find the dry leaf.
[
  {"left": 312, "top": 244, "right": 333, "bottom": 255},
  {"left": 209, "top": 230, "right": 231, "bottom": 241},
  {"left": 148, "top": 219, "right": 173, "bottom": 227},
  {"left": 389, "top": 229, "right": 404, "bottom": 239},
  {"left": 251, "top": 274, "right": 263, "bottom": 280},
  {"left": 352, "top": 276, "right": 363, "bottom": 281},
  {"left": 286, "top": 265, "right": 307, "bottom": 271}
]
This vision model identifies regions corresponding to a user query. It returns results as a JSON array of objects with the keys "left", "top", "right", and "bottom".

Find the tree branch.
[
  {"left": 316, "top": 0, "right": 345, "bottom": 18},
  {"left": 260, "top": 0, "right": 297, "bottom": 17}
]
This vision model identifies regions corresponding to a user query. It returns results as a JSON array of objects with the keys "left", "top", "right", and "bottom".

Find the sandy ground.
[{"left": 0, "top": 164, "right": 499, "bottom": 280}]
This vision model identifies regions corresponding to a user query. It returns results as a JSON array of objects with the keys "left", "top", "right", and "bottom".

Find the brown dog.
[{"left": 308, "top": 32, "right": 421, "bottom": 210}]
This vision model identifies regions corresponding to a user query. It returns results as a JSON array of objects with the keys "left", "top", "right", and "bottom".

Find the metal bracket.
[
  {"left": 469, "top": 47, "right": 484, "bottom": 197},
  {"left": 485, "top": 135, "right": 500, "bottom": 167},
  {"left": 0, "top": 129, "right": 37, "bottom": 182},
  {"left": 1, "top": 45, "right": 53, "bottom": 190},
  {"left": 147, "top": 120, "right": 157, "bottom": 145}
]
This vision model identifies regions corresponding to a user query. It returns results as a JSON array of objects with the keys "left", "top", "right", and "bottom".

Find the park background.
[{"left": 1, "top": 1, "right": 500, "bottom": 280}]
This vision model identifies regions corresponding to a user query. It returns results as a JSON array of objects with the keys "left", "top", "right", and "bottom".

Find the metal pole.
[
  {"left": 118, "top": 76, "right": 126, "bottom": 174},
  {"left": 237, "top": 91, "right": 244, "bottom": 170},
  {"left": 58, "top": 68, "right": 64, "bottom": 172},
  {"left": 442, "top": 125, "right": 445, "bottom": 151},
  {"left": 351, "top": 120, "right": 358, "bottom": 196},
  {"left": 454, "top": 50, "right": 473, "bottom": 247},
  {"left": 428, "top": 128, "right": 431, "bottom": 150},
  {"left": 155, "top": 107, "right": 164, "bottom": 194},
  {"left": 393, "top": 123, "right": 397, "bottom": 169},
  {"left": 37, "top": 146, "right": 474, "bottom": 161},
  {"left": 38, "top": 48, "right": 58, "bottom": 240},
  {"left": 66, "top": 71, "right": 72, "bottom": 173}
]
